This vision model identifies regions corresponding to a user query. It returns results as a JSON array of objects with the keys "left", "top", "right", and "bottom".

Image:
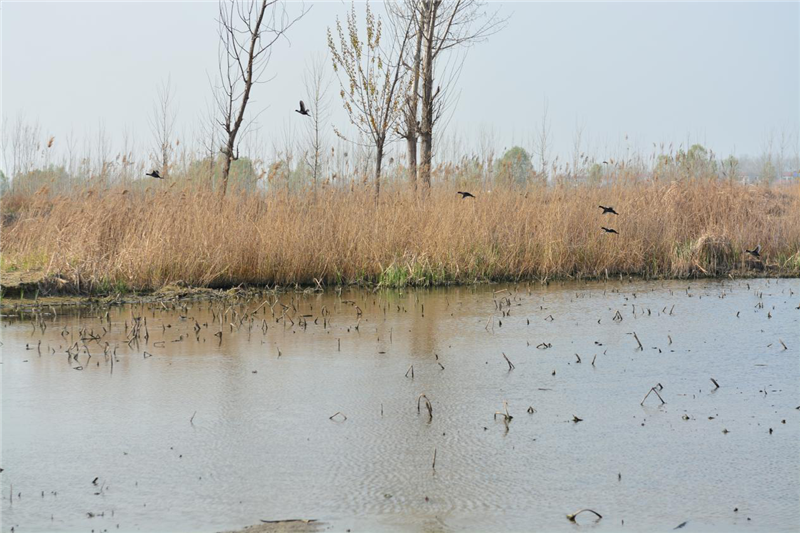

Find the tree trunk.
[
  {"left": 375, "top": 141, "right": 384, "bottom": 201},
  {"left": 406, "top": 7, "right": 425, "bottom": 192},
  {"left": 419, "top": 0, "right": 437, "bottom": 192},
  {"left": 221, "top": 144, "right": 233, "bottom": 196},
  {"left": 406, "top": 135, "right": 417, "bottom": 191}
]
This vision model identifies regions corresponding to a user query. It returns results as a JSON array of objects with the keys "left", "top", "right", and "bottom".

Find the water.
[{"left": 2, "top": 279, "right": 799, "bottom": 533}]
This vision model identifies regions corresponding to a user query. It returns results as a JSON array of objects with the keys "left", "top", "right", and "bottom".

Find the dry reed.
[{"left": 1, "top": 179, "right": 799, "bottom": 293}]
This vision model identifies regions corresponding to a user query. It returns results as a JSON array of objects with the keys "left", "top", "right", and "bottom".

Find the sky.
[{"left": 2, "top": 1, "right": 799, "bottom": 172}]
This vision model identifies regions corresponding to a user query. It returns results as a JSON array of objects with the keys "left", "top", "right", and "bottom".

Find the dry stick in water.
[
  {"left": 329, "top": 412, "right": 347, "bottom": 421},
  {"left": 432, "top": 447, "right": 437, "bottom": 471},
  {"left": 494, "top": 400, "right": 513, "bottom": 421},
  {"left": 405, "top": 365, "right": 415, "bottom": 378},
  {"left": 641, "top": 386, "right": 666, "bottom": 406},
  {"left": 710, "top": 378, "right": 720, "bottom": 389},
  {"left": 631, "top": 332, "right": 644, "bottom": 351},
  {"left": 566, "top": 509, "right": 603, "bottom": 522},
  {"left": 417, "top": 393, "right": 433, "bottom": 421},
  {"left": 503, "top": 353, "right": 515, "bottom": 370}
]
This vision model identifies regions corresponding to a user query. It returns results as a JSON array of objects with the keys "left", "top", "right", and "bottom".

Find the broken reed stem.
[
  {"left": 503, "top": 352, "right": 515, "bottom": 370},
  {"left": 329, "top": 411, "right": 347, "bottom": 421},
  {"left": 417, "top": 393, "right": 433, "bottom": 420},
  {"left": 710, "top": 378, "right": 720, "bottom": 389},
  {"left": 432, "top": 447, "right": 437, "bottom": 470},
  {"left": 494, "top": 400, "right": 513, "bottom": 421},
  {"left": 566, "top": 509, "right": 603, "bottom": 522},
  {"left": 632, "top": 331, "right": 643, "bottom": 350},
  {"left": 641, "top": 385, "right": 666, "bottom": 406}
]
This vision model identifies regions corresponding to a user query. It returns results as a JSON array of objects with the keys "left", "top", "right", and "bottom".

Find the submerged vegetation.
[{"left": 1, "top": 169, "right": 798, "bottom": 295}]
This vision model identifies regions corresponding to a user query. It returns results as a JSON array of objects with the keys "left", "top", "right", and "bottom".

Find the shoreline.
[{"left": 2, "top": 267, "right": 796, "bottom": 311}]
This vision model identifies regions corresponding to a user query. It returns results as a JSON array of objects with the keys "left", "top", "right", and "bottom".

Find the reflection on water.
[{"left": 2, "top": 279, "right": 799, "bottom": 532}]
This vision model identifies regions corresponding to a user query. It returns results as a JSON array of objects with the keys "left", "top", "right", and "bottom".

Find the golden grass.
[{"left": 1, "top": 179, "right": 799, "bottom": 292}]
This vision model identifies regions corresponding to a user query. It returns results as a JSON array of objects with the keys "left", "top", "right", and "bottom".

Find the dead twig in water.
[
  {"left": 503, "top": 353, "right": 515, "bottom": 370},
  {"left": 494, "top": 400, "right": 513, "bottom": 421},
  {"left": 710, "top": 378, "right": 720, "bottom": 389},
  {"left": 432, "top": 447, "right": 437, "bottom": 470},
  {"left": 329, "top": 412, "right": 347, "bottom": 421},
  {"left": 417, "top": 393, "right": 433, "bottom": 421},
  {"left": 641, "top": 385, "right": 666, "bottom": 406},
  {"left": 405, "top": 365, "right": 414, "bottom": 378},
  {"left": 567, "top": 509, "right": 603, "bottom": 522},
  {"left": 260, "top": 519, "right": 317, "bottom": 524},
  {"left": 629, "top": 331, "right": 643, "bottom": 351}
]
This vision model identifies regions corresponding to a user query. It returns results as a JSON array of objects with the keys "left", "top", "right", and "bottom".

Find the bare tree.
[
  {"left": 197, "top": 98, "right": 219, "bottom": 185},
  {"left": 535, "top": 99, "right": 552, "bottom": 181},
  {"left": 214, "top": 0, "right": 307, "bottom": 197},
  {"left": 328, "top": 1, "right": 414, "bottom": 199},
  {"left": 412, "top": 0, "right": 506, "bottom": 192},
  {"left": 149, "top": 76, "right": 177, "bottom": 179},
  {"left": 387, "top": 2, "right": 424, "bottom": 190},
  {"left": 302, "top": 53, "right": 332, "bottom": 197}
]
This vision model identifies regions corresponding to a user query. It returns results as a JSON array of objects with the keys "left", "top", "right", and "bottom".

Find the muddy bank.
[{"left": 1, "top": 264, "right": 793, "bottom": 310}]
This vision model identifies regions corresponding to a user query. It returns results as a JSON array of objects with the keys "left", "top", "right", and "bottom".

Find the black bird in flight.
[
  {"left": 746, "top": 245, "right": 761, "bottom": 258},
  {"left": 295, "top": 100, "right": 310, "bottom": 116},
  {"left": 599, "top": 205, "right": 619, "bottom": 215},
  {"left": 146, "top": 170, "right": 163, "bottom": 179},
  {"left": 601, "top": 227, "right": 619, "bottom": 235},
  {"left": 457, "top": 191, "right": 475, "bottom": 199}
]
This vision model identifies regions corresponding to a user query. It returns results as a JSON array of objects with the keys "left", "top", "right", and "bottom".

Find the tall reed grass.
[{"left": 1, "top": 178, "right": 799, "bottom": 292}]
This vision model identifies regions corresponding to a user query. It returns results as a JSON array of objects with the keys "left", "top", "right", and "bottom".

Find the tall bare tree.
[
  {"left": 328, "top": 1, "right": 414, "bottom": 199},
  {"left": 403, "top": 0, "right": 505, "bottom": 192},
  {"left": 387, "top": 2, "right": 424, "bottom": 191},
  {"left": 214, "top": 0, "right": 306, "bottom": 197},
  {"left": 149, "top": 76, "right": 177, "bottom": 179},
  {"left": 197, "top": 98, "right": 219, "bottom": 185},
  {"left": 302, "top": 53, "right": 332, "bottom": 196}
]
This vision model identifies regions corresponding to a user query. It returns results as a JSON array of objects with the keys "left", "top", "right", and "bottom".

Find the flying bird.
[
  {"left": 601, "top": 227, "right": 619, "bottom": 235},
  {"left": 146, "top": 170, "right": 163, "bottom": 179},
  {"left": 295, "top": 100, "right": 310, "bottom": 116},
  {"left": 599, "top": 205, "right": 618, "bottom": 215},
  {"left": 746, "top": 245, "right": 761, "bottom": 258},
  {"left": 457, "top": 191, "right": 475, "bottom": 199}
]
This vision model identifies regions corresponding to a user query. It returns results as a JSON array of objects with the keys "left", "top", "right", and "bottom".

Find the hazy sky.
[{"left": 2, "top": 1, "right": 798, "bottom": 170}]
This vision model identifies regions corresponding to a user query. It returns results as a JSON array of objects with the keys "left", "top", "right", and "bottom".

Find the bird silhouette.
[
  {"left": 295, "top": 100, "right": 310, "bottom": 116},
  {"left": 457, "top": 191, "right": 475, "bottom": 199},
  {"left": 601, "top": 227, "right": 619, "bottom": 235},
  {"left": 146, "top": 170, "right": 163, "bottom": 179},
  {"left": 746, "top": 245, "right": 761, "bottom": 258},
  {"left": 599, "top": 205, "right": 618, "bottom": 215}
]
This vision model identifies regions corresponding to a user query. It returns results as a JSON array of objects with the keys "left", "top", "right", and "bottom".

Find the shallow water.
[{"left": 2, "top": 279, "right": 799, "bottom": 533}]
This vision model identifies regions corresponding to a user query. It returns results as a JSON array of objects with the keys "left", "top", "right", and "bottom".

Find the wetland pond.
[{"left": 2, "top": 279, "right": 799, "bottom": 532}]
